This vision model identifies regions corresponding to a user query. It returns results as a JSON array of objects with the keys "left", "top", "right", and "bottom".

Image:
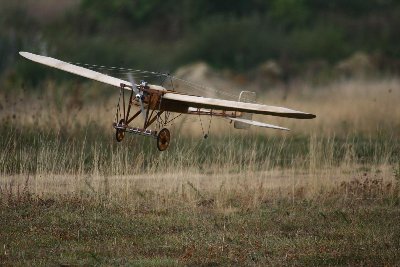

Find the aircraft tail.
[{"left": 234, "top": 91, "right": 256, "bottom": 129}]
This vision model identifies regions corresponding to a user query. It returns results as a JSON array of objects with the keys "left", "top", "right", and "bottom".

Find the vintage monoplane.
[{"left": 19, "top": 52, "right": 316, "bottom": 151}]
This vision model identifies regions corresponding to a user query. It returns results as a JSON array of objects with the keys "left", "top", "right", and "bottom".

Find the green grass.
[{"left": 1, "top": 192, "right": 400, "bottom": 266}]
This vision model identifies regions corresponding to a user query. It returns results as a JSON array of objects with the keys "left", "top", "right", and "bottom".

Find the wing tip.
[
  {"left": 298, "top": 113, "right": 316, "bottom": 119},
  {"left": 19, "top": 51, "right": 35, "bottom": 60},
  {"left": 19, "top": 51, "right": 28, "bottom": 57}
]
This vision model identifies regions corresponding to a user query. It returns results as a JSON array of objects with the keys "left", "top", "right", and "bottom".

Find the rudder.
[{"left": 234, "top": 91, "right": 256, "bottom": 129}]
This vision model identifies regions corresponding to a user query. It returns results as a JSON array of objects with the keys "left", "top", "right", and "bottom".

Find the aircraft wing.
[
  {"left": 19, "top": 51, "right": 131, "bottom": 88},
  {"left": 20, "top": 51, "right": 316, "bottom": 119},
  {"left": 163, "top": 93, "right": 316, "bottom": 119}
]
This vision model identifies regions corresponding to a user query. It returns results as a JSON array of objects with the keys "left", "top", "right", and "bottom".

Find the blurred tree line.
[{"left": 1, "top": 0, "right": 400, "bottom": 86}]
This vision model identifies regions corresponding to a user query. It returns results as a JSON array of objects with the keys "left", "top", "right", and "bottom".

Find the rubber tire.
[
  {"left": 116, "top": 119, "right": 125, "bottom": 142},
  {"left": 157, "top": 128, "right": 170, "bottom": 151}
]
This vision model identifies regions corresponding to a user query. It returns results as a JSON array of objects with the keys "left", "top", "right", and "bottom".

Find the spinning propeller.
[{"left": 127, "top": 73, "right": 146, "bottom": 120}]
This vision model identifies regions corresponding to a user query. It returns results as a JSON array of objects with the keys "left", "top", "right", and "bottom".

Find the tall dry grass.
[
  {"left": 1, "top": 77, "right": 399, "bottom": 208},
  {"left": 1, "top": 77, "right": 399, "bottom": 137},
  {"left": 1, "top": 128, "right": 398, "bottom": 210}
]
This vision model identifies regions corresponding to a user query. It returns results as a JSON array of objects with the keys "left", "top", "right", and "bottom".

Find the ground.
[{"left": 1, "top": 180, "right": 400, "bottom": 266}]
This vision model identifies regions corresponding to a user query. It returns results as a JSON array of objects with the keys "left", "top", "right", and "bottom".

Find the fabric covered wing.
[
  {"left": 20, "top": 51, "right": 130, "bottom": 88},
  {"left": 163, "top": 93, "right": 316, "bottom": 119},
  {"left": 20, "top": 51, "right": 316, "bottom": 119}
]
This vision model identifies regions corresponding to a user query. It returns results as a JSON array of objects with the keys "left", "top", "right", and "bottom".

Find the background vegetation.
[{"left": 1, "top": 0, "right": 400, "bottom": 86}]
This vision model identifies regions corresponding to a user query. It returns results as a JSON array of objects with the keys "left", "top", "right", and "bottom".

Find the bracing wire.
[{"left": 70, "top": 61, "right": 255, "bottom": 102}]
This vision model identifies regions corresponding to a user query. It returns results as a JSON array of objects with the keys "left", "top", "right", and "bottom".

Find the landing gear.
[
  {"left": 115, "top": 119, "right": 125, "bottom": 142},
  {"left": 157, "top": 128, "right": 170, "bottom": 151},
  {"left": 114, "top": 82, "right": 171, "bottom": 151},
  {"left": 114, "top": 122, "right": 171, "bottom": 151}
]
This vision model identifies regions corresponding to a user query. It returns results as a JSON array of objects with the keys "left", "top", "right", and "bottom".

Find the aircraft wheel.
[
  {"left": 157, "top": 128, "right": 170, "bottom": 151},
  {"left": 116, "top": 119, "right": 125, "bottom": 142}
]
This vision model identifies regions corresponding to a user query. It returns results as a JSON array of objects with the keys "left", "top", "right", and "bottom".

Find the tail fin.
[{"left": 234, "top": 91, "right": 256, "bottom": 129}]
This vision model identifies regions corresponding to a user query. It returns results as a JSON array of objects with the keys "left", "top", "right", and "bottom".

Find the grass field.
[
  {"left": 2, "top": 190, "right": 400, "bottom": 266},
  {"left": 1, "top": 77, "right": 400, "bottom": 265}
]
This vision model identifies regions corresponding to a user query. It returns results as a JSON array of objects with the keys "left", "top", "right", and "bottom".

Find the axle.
[{"left": 113, "top": 123, "right": 157, "bottom": 138}]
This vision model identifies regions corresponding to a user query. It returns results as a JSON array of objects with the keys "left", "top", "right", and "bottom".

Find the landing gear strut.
[{"left": 114, "top": 82, "right": 171, "bottom": 151}]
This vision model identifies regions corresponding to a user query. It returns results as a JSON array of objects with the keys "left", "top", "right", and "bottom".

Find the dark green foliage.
[{"left": 1, "top": 0, "right": 400, "bottom": 85}]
